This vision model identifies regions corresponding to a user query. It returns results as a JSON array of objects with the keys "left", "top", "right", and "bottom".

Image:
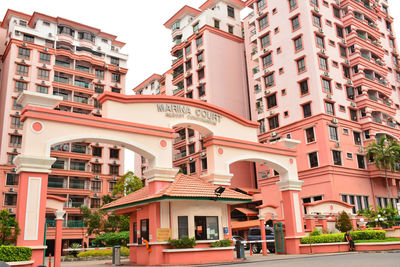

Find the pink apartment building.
[
  {"left": 0, "top": 9, "right": 127, "bottom": 253},
  {"left": 134, "top": 0, "right": 400, "bottom": 219}
]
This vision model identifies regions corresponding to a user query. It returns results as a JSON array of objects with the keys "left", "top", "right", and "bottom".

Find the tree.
[
  {"left": 366, "top": 136, "right": 400, "bottom": 199},
  {"left": 112, "top": 171, "right": 143, "bottom": 197},
  {"left": 359, "top": 204, "right": 398, "bottom": 228},
  {"left": 335, "top": 211, "right": 353, "bottom": 232},
  {"left": 0, "top": 209, "right": 21, "bottom": 245}
]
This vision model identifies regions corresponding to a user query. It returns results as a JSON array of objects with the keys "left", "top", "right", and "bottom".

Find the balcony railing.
[
  {"left": 387, "top": 121, "right": 396, "bottom": 128},
  {"left": 69, "top": 180, "right": 89, "bottom": 190},
  {"left": 54, "top": 76, "right": 70, "bottom": 84},
  {"left": 71, "top": 146, "right": 87, "bottom": 153},
  {"left": 174, "top": 151, "right": 187, "bottom": 160},
  {"left": 174, "top": 135, "right": 186, "bottom": 143},
  {"left": 368, "top": 94, "right": 378, "bottom": 101},
  {"left": 65, "top": 220, "right": 85, "bottom": 228},
  {"left": 66, "top": 201, "right": 85, "bottom": 208},
  {"left": 48, "top": 180, "right": 65, "bottom": 188},
  {"left": 75, "top": 65, "right": 90, "bottom": 73},
  {"left": 55, "top": 60, "right": 71, "bottom": 68},
  {"left": 372, "top": 117, "right": 382, "bottom": 123},
  {"left": 74, "top": 81, "right": 93, "bottom": 89},
  {"left": 173, "top": 86, "right": 184, "bottom": 95}
]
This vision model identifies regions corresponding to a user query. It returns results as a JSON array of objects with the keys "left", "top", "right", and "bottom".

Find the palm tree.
[{"left": 366, "top": 136, "right": 400, "bottom": 199}]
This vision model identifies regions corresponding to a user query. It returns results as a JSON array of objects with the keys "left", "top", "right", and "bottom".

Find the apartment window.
[
  {"left": 201, "top": 157, "right": 207, "bottom": 170},
  {"left": 110, "top": 57, "right": 119, "bottom": 66},
  {"left": 109, "top": 181, "right": 116, "bottom": 192},
  {"left": 194, "top": 216, "right": 219, "bottom": 240},
  {"left": 289, "top": 0, "right": 297, "bottom": 10},
  {"left": 322, "top": 78, "right": 331, "bottom": 93},
  {"left": 259, "top": 15, "right": 269, "bottom": 30},
  {"left": 15, "top": 81, "right": 27, "bottom": 92},
  {"left": 178, "top": 216, "right": 189, "bottom": 239},
  {"left": 92, "top": 163, "right": 102, "bottom": 174},
  {"left": 185, "top": 45, "right": 191, "bottom": 55},
  {"left": 339, "top": 45, "right": 347, "bottom": 58},
  {"left": 70, "top": 161, "right": 86, "bottom": 171},
  {"left": 193, "top": 23, "right": 199, "bottom": 33},
  {"left": 196, "top": 36, "right": 203, "bottom": 47},
  {"left": 6, "top": 173, "right": 19, "bottom": 186},
  {"left": 316, "top": 35, "right": 324, "bottom": 48},
  {"left": 18, "top": 47, "right": 30, "bottom": 59},
  {"left": 302, "top": 103, "right": 312, "bottom": 118},
  {"left": 305, "top": 127, "right": 315, "bottom": 143},
  {"left": 4, "top": 194, "right": 17, "bottom": 206},
  {"left": 300, "top": 80, "right": 309, "bottom": 95},
  {"left": 343, "top": 66, "right": 351, "bottom": 79},
  {"left": 111, "top": 87, "right": 121, "bottom": 93},
  {"left": 189, "top": 161, "right": 196, "bottom": 174},
  {"left": 228, "top": 25, "right": 234, "bottom": 34},
  {"left": 197, "top": 52, "right": 204, "bottom": 63},
  {"left": 39, "top": 52, "right": 51, "bottom": 63},
  {"left": 313, "top": 14, "right": 321, "bottom": 27},
  {"left": 319, "top": 56, "right": 328, "bottom": 70},
  {"left": 185, "top": 59, "right": 192, "bottom": 71},
  {"left": 333, "top": 6, "right": 341, "bottom": 18},
  {"left": 353, "top": 131, "right": 362, "bottom": 146},
  {"left": 262, "top": 53, "right": 272, "bottom": 68},
  {"left": 311, "top": 0, "right": 319, "bottom": 6},
  {"left": 109, "top": 165, "right": 119, "bottom": 175},
  {"left": 110, "top": 149, "right": 119, "bottom": 159},
  {"left": 268, "top": 115, "right": 279, "bottom": 130},
  {"left": 16, "top": 64, "right": 29, "bottom": 76},
  {"left": 350, "top": 109, "right": 358, "bottom": 122},
  {"left": 11, "top": 116, "right": 22, "bottom": 128},
  {"left": 294, "top": 36, "right": 303, "bottom": 51},
  {"left": 95, "top": 69, "right": 104, "bottom": 79},
  {"left": 332, "top": 150, "right": 342, "bottom": 165},
  {"left": 91, "top": 198, "right": 101, "bottom": 209},
  {"left": 186, "top": 75, "right": 193, "bottom": 87},
  {"left": 260, "top": 33, "right": 270, "bottom": 48},
  {"left": 198, "top": 68, "right": 205, "bottom": 80},
  {"left": 10, "top": 135, "right": 22, "bottom": 147},
  {"left": 92, "top": 146, "right": 102, "bottom": 157},
  {"left": 266, "top": 94, "right": 277, "bottom": 109},
  {"left": 95, "top": 84, "right": 104, "bottom": 93},
  {"left": 357, "top": 155, "right": 366, "bottom": 169},
  {"left": 227, "top": 6, "right": 235, "bottom": 18},
  {"left": 264, "top": 73, "right": 274, "bottom": 88},
  {"left": 58, "top": 26, "right": 74, "bottom": 36},
  {"left": 296, "top": 57, "right": 306, "bottom": 72},
  {"left": 291, "top": 16, "right": 300, "bottom": 31},
  {"left": 257, "top": 0, "right": 266, "bottom": 10},
  {"left": 112, "top": 73, "right": 121, "bottom": 83},
  {"left": 198, "top": 84, "right": 206, "bottom": 97},
  {"left": 258, "top": 119, "right": 266, "bottom": 133},
  {"left": 336, "top": 25, "right": 344, "bottom": 38},
  {"left": 308, "top": 152, "right": 318, "bottom": 168},
  {"left": 325, "top": 101, "right": 334, "bottom": 115},
  {"left": 38, "top": 69, "right": 50, "bottom": 80},
  {"left": 23, "top": 34, "right": 34, "bottom": 43},
  {"left": 329, "top": 126, "right": 338, "bottom": 141},
  {"left": 78, "top": 32, "right": 94, "bottom": 42},
  {"left": 214, "top": 19, "right": 220, "bottom": 29}
]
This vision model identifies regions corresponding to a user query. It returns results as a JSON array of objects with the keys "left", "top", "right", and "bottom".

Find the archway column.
[
  {"left": 54, "top": 210, "right": 66, "bottom": 267},
  {"left": 276, "top": 180, "right": 305, "bottom": 254},
  {"left": 14, "top": 155, "right": 56, "bottom": 265}
]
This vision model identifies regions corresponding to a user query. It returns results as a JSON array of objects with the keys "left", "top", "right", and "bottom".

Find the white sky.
[{"left": 1, "top": 0, "right": 400, "bottom": 172}]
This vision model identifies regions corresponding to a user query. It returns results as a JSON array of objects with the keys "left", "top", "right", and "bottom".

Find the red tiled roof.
[{"left": 102, "top": 174, "right": 252, "bottom": 211}]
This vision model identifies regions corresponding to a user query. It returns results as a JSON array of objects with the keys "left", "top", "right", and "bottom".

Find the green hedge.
[
  {"left": 210, "top": 239, "right": 232, "bottom": 247},
  {"left": 0, "top": 246, "right": 32, "bottom": 262},
  {"left": 92, "top": 231, "right": 129, "bottom": 247},
  {"left": 300, "top": 230, "right": 386, "bottom": 244},
  {"left": 78, "top": 247, "right": 129, "bottom": 257}
]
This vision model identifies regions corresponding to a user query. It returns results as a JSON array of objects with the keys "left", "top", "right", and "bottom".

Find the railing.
[
  {"left": 73, "top": 96, "right": 90, "bottom": 104},
  {"left": 377, "top": 79, "right": 387, "bottom": 86},
  {"left": 66, "top": 202, "right": 85, "bottom": 208},
  {"left": 65, "top": 220, "right": 85, "bottom": 228},
  {"left": 55, "top": 60, "right": 70, "bottom": 68},
  {"left": 361, "top": 53, "right": 370, "bottom": 60},
  {"left": 51, "top": 162, "right": 65, "bottom": 169},
  {"left": 372, "top": 117, "right": 382, "bottom": 123},
  {"left": 387, "top": 121, "right": 396, "bottom": 128},
  {"left": 173, "top": 86, "right": 184, "bottom": 95},
  {"left": 54, "top": 76, "right": 70, "bottom": 84},
  {"left": 46, "top": 220, "right": 57, "bottom": 227},
  {"left": 364, "top": 73, "right": 374, "bottom": 80},
  {"left": 257, "top": 106, "right": 264, "bottom": 114},
  {"left": 69, "top": 180, "right": 89, "bottom": 190},
  {"left": 174, "top": 135, "right": 186, "bottom": 143},
  {"left": 75, "top": 65, "right": 90, "bottom": 73},
  {"left": 174, "top": 151, "right": 187, "bottom": 160},
  {"left": 368, "top": 94, "right": 378, "bottom": 101},
  {"left": 74, "top": 80, "right": 93, "bottom": 89},
  {"left": 382, "top": 99, "right": 391, "bottom": 106},
  {"left": 71, "top": 146, "right": 87, "bottom": 153},
  {"left": 48, "top": 180, "right": 65, "bottom": 188}
]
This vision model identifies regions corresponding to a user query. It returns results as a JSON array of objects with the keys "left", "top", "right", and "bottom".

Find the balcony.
[
  {"left": 352, "top": 73, "right": 391, "bottom": 96},
  {"left": 341, "top": 0, "right": 379, "bottom": 21},
  {"left": 69, "top": 179, "right": 90, "bottom": 190},
  {"left": 174, "top": 151, "right": 187, "bottom": 160},
  {"left": 74, "top": 80, "right": 93, "bottom": 89},
  {"left": 342, "top": 12, "right": 381, "bottom": 39},
  {"left": 346, "top": 32, "right": 384, "bottom": 58},
  {"left": 355, "top": 94, "right": 396, "bottom": 116},
  {"left": 349, "top": 52, "right": 388, "bottom": 75},
  {"left": 172, "top": 85, "right": 184, "bottom": 95},
  {"left": 174, "top": 135, "right": 186, "bottom": 144}
]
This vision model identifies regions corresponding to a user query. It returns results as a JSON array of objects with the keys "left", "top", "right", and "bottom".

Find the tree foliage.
[
  {"left": 358, "top": 204, "right": 398, "bottom": 228},
  {"left": 112, "top": 171, "right": 143, "bottom": 197},
  {"left": 0, "top": 209, "right": 20, "bottom": 245},
  {"left": 335, "top": 211, "right": 353, "bottom": 232}
]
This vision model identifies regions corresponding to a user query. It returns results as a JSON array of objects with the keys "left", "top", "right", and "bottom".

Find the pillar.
[
  {"left": 54, "top": 210, "right": 65, "bottom": 267},
  {"left": 304, "top": 215, "right": 316, "bottom": 231},
  {"left": 350, "top": 215, "right": 358, "bottom": 230},
  {"left": 14, "top": 155, "right": 56, "bottom": 266},
  {"left": 319, "top": 215, "right": 328, "bottom": 231},
  {"left": 259, "top": 215, "right": 268, "bottom": 256},
  {"left": 276, "top": 180, "right": 305, "bottom": 254}
]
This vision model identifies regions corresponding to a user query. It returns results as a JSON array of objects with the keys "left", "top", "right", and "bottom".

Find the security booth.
[{"left": 102, "top": 174, "right": 252, "bottom": 266}]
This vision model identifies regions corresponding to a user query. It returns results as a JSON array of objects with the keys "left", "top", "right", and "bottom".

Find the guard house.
[{"left": 102, "top": 173, "right": 252, "bottom": 266}]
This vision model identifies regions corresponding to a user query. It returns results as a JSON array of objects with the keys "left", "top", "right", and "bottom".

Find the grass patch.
[
  {"left": 77, "top": 247, "right": 129, "bottom": 257},
  {"left": 354, "top": 238, "right": 400, "bottom": 243}
]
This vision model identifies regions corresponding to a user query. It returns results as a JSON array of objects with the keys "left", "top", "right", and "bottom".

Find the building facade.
[{"left": 0, "top": 9, "right": 128, "bottom": 251}]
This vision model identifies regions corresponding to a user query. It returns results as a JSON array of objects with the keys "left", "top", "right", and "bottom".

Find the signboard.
[
  {"left": 397, "top": 202, "right": 400, "bottom": 215},
  {"left": 157, "top": 104, "right": 222, "bottom": 125},
  {"left": 156, "top": 228, "right": 171, "bottom": 241},
  {"left": 274, "top": 222, "right": 285, "bottom": 253}
]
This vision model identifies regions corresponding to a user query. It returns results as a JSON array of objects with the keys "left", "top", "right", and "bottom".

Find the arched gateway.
[{"left": 14, "top": 91, "right": 304, "bottom": 266}]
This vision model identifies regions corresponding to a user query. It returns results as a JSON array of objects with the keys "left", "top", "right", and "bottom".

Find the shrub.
[
  {"left": 0, "top": 246, "right": 32, "bottom": 262},
  {"left": 210, "top": 239, "right": 232, "bottom": 247},
  {"left": 92, "top": 231, "right": 129, "bottom": 247},
  {"left": 300, "top": 230, "right": 386, "bottom": 244},
  {"left": 77, "top": 247, "right": 129, "bottom": 257},
  {"left": 310, "top": 228, "right": 322, "bottom": 236},
  {"left": 335, "top": 211, "right": 353, "bottom": 232},
  {"left": 168, "top": 236, "right": 197, "bottom": 248}
]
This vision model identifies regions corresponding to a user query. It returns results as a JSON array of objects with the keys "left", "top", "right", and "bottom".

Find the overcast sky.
[{"left": 1, "top": 1, "right": 399, "bottom": 172}]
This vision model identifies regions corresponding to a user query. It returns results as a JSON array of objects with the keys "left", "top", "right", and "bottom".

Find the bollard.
[
  {"left": 48, "top": 254, "right": 52, "bottom": 267},
  {"left": 235, "top": 240, "right": 245, "bottom": 259},
  {"left": 113, "top": 245, "right": 121, "bottom": 266}
]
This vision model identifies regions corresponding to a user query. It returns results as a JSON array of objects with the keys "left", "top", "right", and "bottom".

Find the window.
[
  {"left": 92, "top": 163, "right": 102, "bottom": 174},
  {"left": 197, "top": 52, "right": 204, "bottom": 63},
  {"left": 95, "top": 69, "right": 104, "bottom": 79},
  {"left": 332, "top": 150, "right": 342, "bottom": 165},
  {"left": 316, "top": 35, "right": 324, "bottom": 48},
  {"left": 110, "top": 57, "right": 119, "bottom": 66},
  {"left": 257, "top": 0, "right": 266, "bottom": 10},
  {"left": 294, "top": 36, "right": 303, "bottom": 51},
  {"left": 91, "top": 180, "right": 101, "bottom": 192},
  {"left": 266, "top": 94, "right": 277, "bottom": 108},
  {"left": 357, "top": 155, "right": 365, "bottom": 169},
  {"left": 6, "top": 173, "right": 18, "bottom": 186},
  {"left": 339, "top": 45, "right": 347, "bottom": 58},
  {"left": 90, "top": 198, "right": 101, "bottom": 209},
  {"left": 196, "top": 36, "right": 203, "bottom": 47},
  {"left": 110, "top": 149, "right": 119, "bottom": 159},
  {"left": 193, "top": 23, "right": 199, "bottom": 33},
  {"left": 10, "top": 135, "right": 22, "bottom": 147},
  {"left": 78, "top": 32, "right": 94, "bottom": 42},
  {"left": 194, "top": 216, "right": 219, "bottom": 240},
  {"left": 38, "top": 69, "right": 50, "bottom": 80},
  {"left": 58, "top": 26, "right": 74, "bottom": 36},
  {"left": 111, "top": 87, "right": 121, "bottom": 93},
  {"left": 228, "top": 25, "right": 234, "bottom": 34},
  {"left": 343, "top": 66, "right": 351, "bottom": 78},
  {"left": 319, "top": 56, "right": 328, "bottom": 70},
  {"left": 18, "top": 47, "right": 30, "bottom": 59},
  {"left": 189, "top": 161, "right": 196, "bottom": 174},
  {"left": 336, "top": 25, "right": 344, "bottom": 38},
  {"left": 95, "top": 84, "right": 104, "bottom": 93},
  {"left": 188, "top": 143, "right": 195, "bottom": 154},
  {"left": 259, "top": 15, "right": 268, "bottom": 30},
  {"left": 296, "top": 57, "right": 306, "bottom": 72},
  {"left": 329, "top": 126, "right": 338, "bottom": 141},
  {"left": 268, "top": 115, "right": 279, "bottom": 130},
  {"left": 4, "top": 194, "right": 17, "bottom": 206},
  {"left": 333, "top": 6, "right": 341, "bottom": 18},
  {"left": 302, "top": 103, "right": 312, "bottom": 118},
  {"left": 178, "top": 216, "right": 188, "bottom": 239},
  {"left": 309, "top": 152, "right": 318, "bottom": 167},
  {"left": 186, "top": 75, "right": 193, "bottom": 87},
  {"left": 185, "top": 59, "right": 192, "bottom": 71},
  {"left": 353, "top": 131, "right": 362, "bottom": 146},
  {"left": 15, "top": 81, "right": 27, "bottom": 92},
  {"left": 227, "top": 6, "right": 235, "bottom": 18},
  {"left": 262, "top": 53, "right": 272, "bottom": 68},
  {"left": 40, "top": 52, "right": 51, "bottom": 63},
  {"left": 16, "top": 64, "right": 29, "bottom": 75},
  {"left": 141, "top": 219, "right": 149, "bottom": 241},
  {"left": 305, "top": 127, "right": 315, "bottom": 143},
  {"left": 198, "top": 84, "right": 206, "bottom": 97},
  {"left": 325, "top": 101, "right": 334, "bottom": 115},
  {"left": 11, "top": 116, "right": 22, "bottom": 128},
  {"left": 322, "top": 78, "right": 331, "bottom": 93},
  {"left": 214, "top": 19, "right": 220, "bottom": 29},
  {"left": 291, "top": 16, "right": 300, "bottom": 31},
  {"left": 313, "top": 14, "right": 321, "bottom": 27},
  {"left": 110, "top": 165, "right": 119, "bottom": 175},
  {"left": 261, "top": 33, "right": 271, "bottom": 48},
  {"left": 198, "top": 68, "right": 205, "bottom": 80},
  {"left": 264, "top": 73, "right": 274, "bottom": 88},
  {"left": 300, "top": 80, "right": 309, "bottom": 95},
  {"left": 201, "top": 157, "right": 207, "bottom": 170},
  {"left": 92, "top": 146, "right": 102, "bottom": 157},
  {"left": 350, "top": 109, "right": 358, "bottom": 122},
  {"left": 289, "top": 0, "right": 298, "bottom": 10},
  {"left": 23, "top": 34, "right": 34, "bottom": 43},
  {"left": 112, "top": 73, "right": 121, "bottom": 83}
]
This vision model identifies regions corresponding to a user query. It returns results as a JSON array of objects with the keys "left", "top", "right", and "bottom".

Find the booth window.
[
  {"left": 140, "top": 219, "right": 149, "bottom": 241},
  {"left": 194, "top": 216, "right": 219, "bottom": 240},
  {"left": 178, "top": 216, "right": 188, "bottom": 238},
  {"left": 133, "top": 222, "right": 137, "bottom": 243}
]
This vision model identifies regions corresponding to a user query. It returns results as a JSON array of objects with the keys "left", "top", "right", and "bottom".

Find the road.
[{"left": 61, "top": 251, "right": 400, "bottom": 267}]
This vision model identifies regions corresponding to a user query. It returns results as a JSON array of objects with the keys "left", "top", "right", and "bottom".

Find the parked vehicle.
[
  {"left": 232, "top": 235, "right": 246, "bottom": 246},
  {"left": 246, "top": 226, "right": 275, "bottom": 253}
]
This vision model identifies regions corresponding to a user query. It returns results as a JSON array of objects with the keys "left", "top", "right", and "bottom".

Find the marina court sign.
[{"left": 157, "top": 103, "right": 222, "bottom": 125}]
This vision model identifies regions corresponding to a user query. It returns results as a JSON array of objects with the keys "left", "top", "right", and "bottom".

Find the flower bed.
[
  {"left": 77, "top": 247, "right": 129, "bottom": 257},
  {"left": 300, "top": 230, "right": 385, "bottom": 244}
]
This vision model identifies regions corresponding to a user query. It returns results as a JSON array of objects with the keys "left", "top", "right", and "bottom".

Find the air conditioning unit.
[
  {"left": 15, "top": 111, "right": 20, "bottom": 115},
  {"left": 94, "top": 176, "right": 99, "bottom": 180},
  {"left": 344, "top": 60, "right": 350, "bottom": 65},
  {"left": 21, "top": 59, "right": 26, "bottom": 64},
  {"left": 198, "top": 63, "right": 203, "bottom": 68},
  {"left": 286, "top": 133, "right": 292, "bottom": 139},
  {"left": 113, "top": 176, "right": 117, "bottom": 181},
  {"left": 8, "top": 208, "right": 13, "bottom": 213},
  {"left": 95, "top": 159, "right": 99, "bottom": 163},
  {"left": 258, "top": 11, "right": 263, "bottom": 16},
  {"left": 186, "top": 70, "right": 190, "bottom": 75},
  {"left": 264, "top": 90, "right": 271, "bottom": 95},
  {"left": 269, "top": 110, "right": 275, "bottom": 115},
  {"left": 271, "top": 132, "right": 277, "bottom": 137},
  {"left": 201, "top": 152, "right": 206, "bottom": 157},
  {"left": 44, "top": 47, "right": 48, "bottom": 52},
  {"left": 95, "top": 142, "right": 99, "bottom": 146},
  {"left": 326, "top": 94, "right": 332, "bottom": 99},
  {"left": 22, "top": 42, "right": 27, "bottom": 47},
  {"left": 350, "top": 102, "right": 356, "bottom": 107},
  {"left": 9, "top": 188, "right": 14, "bottom": 192},
  {"left": 347, "top": 80, "right": 353, "bottom": 85},
  {"left": 199, "top": 81, "right": 204, "bottom": 85},
  {"left": 15, "top": 31, "right": 20, "bottom": 36},
  {"left": 13, "top": 148, "right": 18, "bottom": 153},
  {"left": 48, "top": 33, "right": 53, "bottom": 37},
  {"left": 97, "top": 80, "right": 102, "bottom": 83},
  {"left": 113, "top": 160, "right": 117, "bottom": 164},
  {"left": 318, "top": 28, "right": 324, "bottom": 34},
  {"left": 342, "top": 40, "right": 347, "bottom": 44},
  {"left": 94, "top": 193, "right": 98, "bottom": 197},
  {"left": 324, "top": 72, "right": 330, "bottom": 77},
  {"left": 14, "top": 130, "right": 18, "bottom": 134},
  {"left": 116, "top": 67, "right": 120, "bottom": 71},
  {"left": 264, "top": 69, "right": 270, "bottom": 75},
  {"left": 20, "top": 76, "right": 24, "bottom": 80},
  {"left": 11, "top": 168, "right": 16, "bottom": 172},
  {"left": 263, "top": 48, "right": 269, "bottom": 53},
  {"left": 320, "top": 49, "right": 326, "bottom": 55},
  {"left": 335, "top": 142, "right": 340, "bottom": 148},
  {"left": 189, "top": 157, "right": 193, "bottom": 161},
  {"left": 335, "top": 0, "right": 340, "bottom": 5},
  {"left": 331, "top": 118, "right": 338, "bottom": 124},
  {"left": 97, "top": 46, "right": 101, "bottom": 51},
  {"left": 42, "top": 64, "right": 47, "bottom": 68},
  {"left": 314, "top": 7, "right": 320, "bottom": 12},
  {"left": 358, "top": 147, "right": 364, "bottom": 153}
]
